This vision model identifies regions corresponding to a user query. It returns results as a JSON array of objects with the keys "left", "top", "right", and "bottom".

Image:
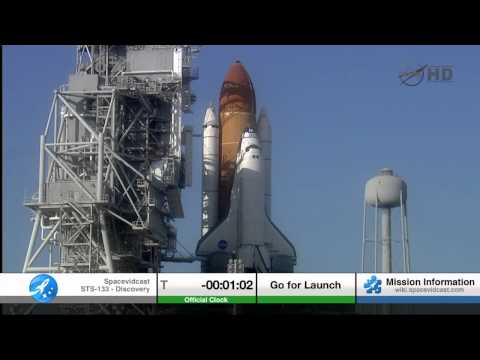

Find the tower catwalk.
[{"left": 23, "top": 45, "right": 200, "bottom": 274}]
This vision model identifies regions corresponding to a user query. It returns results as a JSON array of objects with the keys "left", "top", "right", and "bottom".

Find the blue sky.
[{"left": 3, "top": 45, "right": 480, "bottom": 273}]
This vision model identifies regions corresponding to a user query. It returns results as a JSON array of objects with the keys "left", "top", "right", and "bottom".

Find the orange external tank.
[{"left": 218, "top": 61, "right": 257, "bottom": 220}]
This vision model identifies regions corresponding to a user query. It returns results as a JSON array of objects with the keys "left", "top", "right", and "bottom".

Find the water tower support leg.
[
  {"left": 381, "top": 208, "right": 392, "bottom": 273},
  {"left": 400, "top": 191, "right": 408, "bottom": 273},
  {"left": 362, "top": 201, "right": 367, "bottom": 272},
  {"left": 403, "top": 205, "right": 411, "bottom": 272},
  {"left": 374, "top": 199, "right": 378, "bottom": 273}
]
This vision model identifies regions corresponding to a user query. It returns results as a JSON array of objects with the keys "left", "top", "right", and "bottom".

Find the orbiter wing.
[{"left": 265, "top": 216, "right": 296, "bottom": 260}]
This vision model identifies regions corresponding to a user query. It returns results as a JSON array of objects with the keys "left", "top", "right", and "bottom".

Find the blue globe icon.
[{"left": 29, "top": 274, "right": 58, "bottom": 303}]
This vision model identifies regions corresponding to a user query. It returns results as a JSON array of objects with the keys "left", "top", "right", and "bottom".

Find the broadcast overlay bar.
[{"left": 1, "top": 273, "right": 480, "bottom": 304}]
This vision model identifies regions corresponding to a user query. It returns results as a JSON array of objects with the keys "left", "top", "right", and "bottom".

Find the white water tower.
[{"left": 362, "top": 168, "right": 411, "bottom": 273}]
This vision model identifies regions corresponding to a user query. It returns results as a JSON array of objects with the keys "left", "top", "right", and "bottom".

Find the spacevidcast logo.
[{"left": 29, "top": 274, "right": 58, "bottom": 303}]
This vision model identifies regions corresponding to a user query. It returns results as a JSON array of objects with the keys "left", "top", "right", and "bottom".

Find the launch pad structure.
[{"left": 22, "top": 45, "right": 200, "bottom": 274}]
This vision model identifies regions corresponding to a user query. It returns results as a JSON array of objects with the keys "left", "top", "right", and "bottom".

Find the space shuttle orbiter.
[{"left": 196, "top": 61, "right": 296, "bottom": 273}]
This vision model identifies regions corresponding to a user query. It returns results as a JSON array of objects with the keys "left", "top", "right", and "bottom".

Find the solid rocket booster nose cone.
[
  {"left": 258, "top": 108, "right": 269, "bottom": 124},
  {"left": 257, "top": 108, "right": 271, "bottom": 140},
  {"left": 204, "top": 106, "right": 218, "bottom": 126}
]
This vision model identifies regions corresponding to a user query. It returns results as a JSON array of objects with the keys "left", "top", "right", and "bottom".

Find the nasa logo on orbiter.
[{"left": 218, "top": 240, "right": 228, "bottom": 250}]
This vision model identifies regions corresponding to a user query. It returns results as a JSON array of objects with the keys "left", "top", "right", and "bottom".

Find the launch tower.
[{"left": 23, "top": 45, "right": 200, "bottom": 274}]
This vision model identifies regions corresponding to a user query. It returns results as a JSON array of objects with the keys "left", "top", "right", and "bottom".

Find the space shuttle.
[{"left": 196, "top": 61, "right": 296, "bottom": 273}]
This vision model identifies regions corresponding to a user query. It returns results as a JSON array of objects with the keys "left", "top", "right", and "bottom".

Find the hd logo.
[{"left": 364, "top": 275, "right": 382, "bottom": 294}]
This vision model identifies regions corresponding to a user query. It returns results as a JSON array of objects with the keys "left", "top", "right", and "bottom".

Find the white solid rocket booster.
[
  {"left": 201, "top": 105, "right": 219, "bottom": 236},
  {"left": 257, "top": 109, "right": 272, "bottom": 218}
]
